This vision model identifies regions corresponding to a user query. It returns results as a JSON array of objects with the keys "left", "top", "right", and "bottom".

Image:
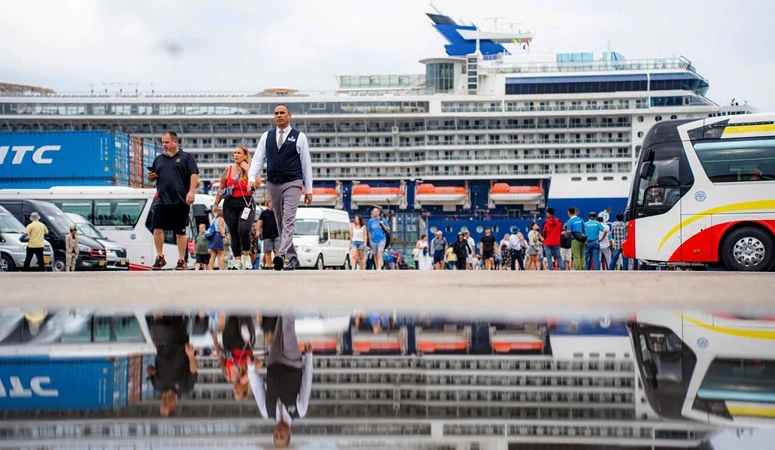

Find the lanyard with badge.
[{"left": 235, "top": 168, "right": 254, "bottom": 220}]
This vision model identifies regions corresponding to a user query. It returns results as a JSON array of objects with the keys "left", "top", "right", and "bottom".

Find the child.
[{"left": 195, "top": 223, "right": 210, "bottom": 270}]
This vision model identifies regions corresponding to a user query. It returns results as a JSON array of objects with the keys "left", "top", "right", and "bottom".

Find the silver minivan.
[{"left": 0, "top": 205, "right": 53, "bottom": 272}]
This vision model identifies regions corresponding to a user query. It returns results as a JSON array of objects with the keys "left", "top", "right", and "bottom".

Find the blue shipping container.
[
  {"left": 142, "top": 139, "right": 160, "bottom": 186},
  {"left": 0, "top": 131, "right": 131, "bottom": 188},
  {"left": 0, "top": 356, "right": 117, "bottom": 410}
]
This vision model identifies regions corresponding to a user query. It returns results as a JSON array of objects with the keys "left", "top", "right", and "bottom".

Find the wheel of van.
[
  {"left": 342, "top": 255, "right": 351, "bottom": 270},
  {"left": 315, "top": 254, "right": 324, "bottom": 270},
  {"left": 52, "top": 257, "right": 66, "bottom": 273},
  {"left": 0, "top": 254, "right": 15, "bottom": 272},
  {"left": 720, "top": 226, "right": 775, "bottom": 272}
]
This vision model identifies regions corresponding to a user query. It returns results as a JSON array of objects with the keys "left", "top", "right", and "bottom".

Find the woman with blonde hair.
[{"left": 213, "top": 146, "right": 256, "bottom": 270}]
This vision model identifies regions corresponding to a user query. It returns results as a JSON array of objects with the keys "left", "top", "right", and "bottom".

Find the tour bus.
[
  {"left": 630, "top": 310, "right": 775, "bottom": 427},
  {"left": 623, "top": 112, "right": 775, "bottom": 271},
  {"left": 0, "top": 187, "right": 214, "bottom": 270}
]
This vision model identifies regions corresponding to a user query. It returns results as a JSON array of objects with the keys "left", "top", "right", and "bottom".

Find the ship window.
[
  {"left": 637, "top": 131, "right": 644, "bottom": 138},
  {"left": 476, "top": 226, "right": 484, "bottom": 233},
  {"left": 655, "top": 116, "right": 663, "bottom": 122},
  {"left": 670, "top": 115, "right": 678, "bottom": 120},
  {"left": 587, "top": 177, "right": 598, "bottom": 181},
  {"left": 445, "top": 226, "right": 453, "bottom": 233},
  {"left": 604, "top": 176, "right": 614, "bottom": 181},
  {"left": 622, "top": 176, "right": 629, "bottom": 181},
  {"left": 637, "top": 116, "right": 644, "bottom": 122},
  {"left": 571, "top": 177, "right": 582, "bottom": 181}
]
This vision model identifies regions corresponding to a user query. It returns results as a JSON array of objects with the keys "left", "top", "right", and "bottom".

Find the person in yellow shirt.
[
  {"left": 23, "top": 212, "right": 48, "bottom": 272},
  {"left": 445, "top": 245, "right": 456, "bottom": 270}
]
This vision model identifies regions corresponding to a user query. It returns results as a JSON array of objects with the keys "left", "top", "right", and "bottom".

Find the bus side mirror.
[{"left": 0, "top": 233, "right": 4, "bottom": 243}]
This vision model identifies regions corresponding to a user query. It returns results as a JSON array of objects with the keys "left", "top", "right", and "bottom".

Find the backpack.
[
  {"left": 381, "top": 219, "right": 391, "bottom": 249},
  {"left": 572, "top": 217, "right": 587, "bottom": 243},
  {"left": 205, "top": 218, "right": 218, "bottom": 241}
]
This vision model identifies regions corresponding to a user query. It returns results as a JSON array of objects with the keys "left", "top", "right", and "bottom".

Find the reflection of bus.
[
  {"left": 623, "top": 113, "right": 775, "bottom": 271},
  {"left": 0, "top": 187, "right": 213, "bottom": 270},
  {"left": 630, "top": 311, "right": 775, "bottom": 427}
]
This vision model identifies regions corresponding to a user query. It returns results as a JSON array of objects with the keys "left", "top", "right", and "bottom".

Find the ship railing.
[{"left": 480, "top": 57, "right": 696, "bottom": 75}]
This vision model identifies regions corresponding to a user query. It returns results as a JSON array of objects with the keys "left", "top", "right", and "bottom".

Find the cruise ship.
[{"left": 0, "top": 8, "right": 755, "bottom": 250}]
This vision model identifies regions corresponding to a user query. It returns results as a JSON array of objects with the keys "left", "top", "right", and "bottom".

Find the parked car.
[
  {"left": 65, "top": 213, "right": 129, "bottom": 270},
  {"left": 0, "top": 199, "right": 107, "bottom": 272},
  {"left": 0, "top": 205, "right": 53, "bottom": 272}
]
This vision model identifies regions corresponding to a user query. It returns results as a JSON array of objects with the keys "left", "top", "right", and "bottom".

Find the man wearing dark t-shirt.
[
  {"left": 145, "top": 315, "right": 198, "bottom": 417},
  {"left": 147, "top": 131, "right": 199, "bottom": 270},
  {"left": 257, "top": 201, "right": 280, "bottom": 270},
  {"left": 479, "top": 227, "right": 497, "bottom": 270}
]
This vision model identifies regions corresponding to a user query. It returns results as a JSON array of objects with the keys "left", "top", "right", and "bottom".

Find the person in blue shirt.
[
  {"left": 563, "top": 207, "right": 586, "bottom": 271},
  {"left": 367, "top": 207, "right": 390, "bottom": 270},
  {"left": 584, "top": 212, "right": 608, "bottom": 270}
]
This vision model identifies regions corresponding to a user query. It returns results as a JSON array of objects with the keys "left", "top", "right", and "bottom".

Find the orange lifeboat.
[
  {"left": 413, "top": 182, "right": 470, "bottom": 209},
  {"left": 350, "top": 181, "right": 407, "bottom": 209},
  {"left": 301, "top": 182, "right": 343, "bottom": 208},
  {"left": 488, "top": 183, "right": 544, "bottom": 206}
]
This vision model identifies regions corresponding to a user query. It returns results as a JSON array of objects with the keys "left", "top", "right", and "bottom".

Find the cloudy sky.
[{"left": 1, "top": 0, "right": 773, "bottom": 110}]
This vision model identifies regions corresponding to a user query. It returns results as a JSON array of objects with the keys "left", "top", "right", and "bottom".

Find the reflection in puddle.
[{"left": 0, "top": 308, "right": 773, "bottom": 449}]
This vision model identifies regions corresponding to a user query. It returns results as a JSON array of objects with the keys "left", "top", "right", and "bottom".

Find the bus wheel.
[{"left": 721, "top": 227, "right": 775, "bottom": 272}]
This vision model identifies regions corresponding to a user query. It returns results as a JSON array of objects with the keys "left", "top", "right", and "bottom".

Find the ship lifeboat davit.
[
  {"left": 301, "top": 182, "right": 343, "bottom": 209},
  {"left": 488, "top": 183, "right": 544, "bottom": 207},
  {"left": 414, "top": 182, "right": 470, "bottom": 211},
  {"left": 350, "top": 181, "right": 408, "bottom": 210}
]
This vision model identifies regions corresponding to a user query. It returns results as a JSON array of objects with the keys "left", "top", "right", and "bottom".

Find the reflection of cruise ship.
[
  {"left": 0, "top": 8, "right": 754, "bottom": 249},
  {"left": 0, "top": 310, "right": 718, "bottom": 448}
]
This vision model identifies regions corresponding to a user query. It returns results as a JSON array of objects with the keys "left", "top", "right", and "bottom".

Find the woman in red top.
[
  {"left": 211, "top": 315, "right": 256, "bottom": 401},
  {"left": 213, "top": 146, "right": 256, "bottom": 270}
]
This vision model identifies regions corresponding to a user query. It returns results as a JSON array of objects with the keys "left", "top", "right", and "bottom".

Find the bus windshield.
[{"left": 637, "top": 157, "right": 680, "bottom": 207}]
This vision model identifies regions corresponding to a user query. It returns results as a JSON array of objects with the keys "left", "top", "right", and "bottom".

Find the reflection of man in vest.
[{"left": 248, "top": 312, "right": 313, "bottom": 448}]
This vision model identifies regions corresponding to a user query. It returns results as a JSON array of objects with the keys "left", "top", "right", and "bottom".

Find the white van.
[{"left": 293, "top": 208, "right": 351, "bottom": 270}]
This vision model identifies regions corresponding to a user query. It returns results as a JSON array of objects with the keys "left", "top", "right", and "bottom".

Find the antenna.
[
  {"left": 484, "top": 16, "right": 506, "bottom": 31},
  {"left": 428, "top": 1, "right": 443, "bottom": 16}
]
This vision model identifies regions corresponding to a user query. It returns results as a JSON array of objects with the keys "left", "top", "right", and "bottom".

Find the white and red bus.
[
  {"left": 623, "top": 112, "right": 775, "bottom": 271},
  {"left": 630, "top": 310, "right": 775, "bottom": 427}
]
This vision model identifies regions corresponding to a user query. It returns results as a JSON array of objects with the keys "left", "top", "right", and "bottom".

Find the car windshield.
[
  {"left": 0, "top": 212, "right": 25, "bottom": 233},
  {"left": 44, "top": 208, "right": 76, "bottom": 235},
  {"left": 294, "top": 219, "right": 321, "bottom": 236},
  {"left": 68, "top": 215, "right": 107, "bottom": 239}
]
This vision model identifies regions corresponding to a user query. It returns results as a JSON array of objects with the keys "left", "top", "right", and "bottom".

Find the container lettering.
[{"left": 0, "top": 145, "right": 60, "bottom": 165}]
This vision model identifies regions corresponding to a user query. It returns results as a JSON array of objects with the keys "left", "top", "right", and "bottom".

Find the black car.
[{"left": 0, "top": 199, "right": 108, "bottom": 272}]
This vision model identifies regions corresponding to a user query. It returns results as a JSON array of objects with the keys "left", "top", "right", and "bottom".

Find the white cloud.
[{"left": 0, "top": 0, "right": 773, "bottom": 110}]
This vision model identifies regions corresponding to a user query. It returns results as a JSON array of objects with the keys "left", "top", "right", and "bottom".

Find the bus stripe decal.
[
  {"left": 723, "top": 124, "right": 775, "bottom": 135},
  {"left": 657, "top": 200, "right": 775, "bottom": 251},
  {"left": 727, "top": 404, "right": 775, "bottom": 418},
  {"left": 682, "top": 315, "right": 775, "bottom": 340}
]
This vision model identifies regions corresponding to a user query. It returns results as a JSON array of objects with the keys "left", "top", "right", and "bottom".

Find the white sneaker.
[
  {"left": 242, "top": 255, "right": 252, "bottom": 270},
  {"left": 233, "top": 258, "right": 243, "bottom": 270}
]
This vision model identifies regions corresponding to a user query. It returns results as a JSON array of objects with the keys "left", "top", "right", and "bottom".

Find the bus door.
[{"left": 678, "top": 140, "right": 714, "bottom": 263}]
